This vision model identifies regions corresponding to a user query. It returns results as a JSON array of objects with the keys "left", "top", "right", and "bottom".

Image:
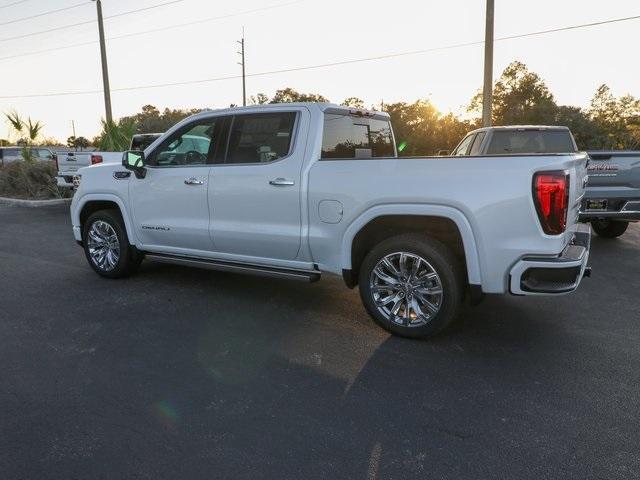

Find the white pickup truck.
[
  {"left": 70, "top": 103, "right": 591, "bottom": 338},
  {"left": 56, "top": 151, "right": 122, "bottom": 189}
]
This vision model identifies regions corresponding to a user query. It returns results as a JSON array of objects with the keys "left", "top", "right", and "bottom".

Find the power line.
[
  {"left": 104, "top": 1, "right": 302, "bottom": 42},
  {"left": 0, "top": 0, "right": 31, "bottom": 10},
  {"left": 0, "top": 1, "right": 303, "bottom": 60},
  {"left": 0, "top": 1, "right": 88, "bottom": 27},
  {"left": 0, "top": 18, "right": 94, "bottom": 43},
  {"left": 104, "top": 0, "right": 187, "bottom": 20},
  {"left": 2, "top": 12, "right": 640, "bottom": 99},
  {"left": 0, "top": 0, "right": 189, "bottom": 43}
]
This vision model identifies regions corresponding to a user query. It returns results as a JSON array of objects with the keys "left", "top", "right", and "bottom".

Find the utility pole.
[
  {"left": 93, "top": 0, "right": 113, "bottom": 123},
  {"left": 482, "top": 0, "right": 494, "bottom": 127},
  {"left": 71, "top": 120, "right": 76, "bottom": 138},
  {"left": 237, "top": 28, "right": 246, "bottom": 107}
]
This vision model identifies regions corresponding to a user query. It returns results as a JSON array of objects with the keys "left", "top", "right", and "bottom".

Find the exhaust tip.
[{"left": 583, "top": 266, "right": 592, "bottom": 278}]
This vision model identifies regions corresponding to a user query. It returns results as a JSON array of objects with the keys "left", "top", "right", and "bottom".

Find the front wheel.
[
  {"left": 591, "top": 219, "right": 628, "bottom": 238},
  {"left": 82, "top": 209, "right": 142, "bottom": 278},
  {"left": 358, "top": 234, "right": 464, "bottom": 339}
]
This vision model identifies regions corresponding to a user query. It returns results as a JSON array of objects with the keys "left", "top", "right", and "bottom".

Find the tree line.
[
  {"left": 110, "top": 61, "right": 640, "bottom": 154},
  {"left": 10, "top": 60, "right": 633, "bottom": 153}
]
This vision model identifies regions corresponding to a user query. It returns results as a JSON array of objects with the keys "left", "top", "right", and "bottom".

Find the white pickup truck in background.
[
  {"left": 57, "top": 135, "right": 164, "bottom": 189},
  {"left": 70, "top": 103, "right": 591, "bottom": 338},
  {"left": 55, "top": 151, "right": 122, "bottom": 189}
]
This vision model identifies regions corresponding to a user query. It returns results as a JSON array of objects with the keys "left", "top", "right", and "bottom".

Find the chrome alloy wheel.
[
  {"left": 87, "top": 220, "right": 120, "bottom": 271},
  {"left": 369, "top": 252, "right": 444, "bottom": 328}
]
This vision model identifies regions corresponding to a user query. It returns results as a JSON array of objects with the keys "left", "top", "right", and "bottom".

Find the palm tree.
[
  {"left": 4, "top": 111, "right": 43, "bottom": 161},
  {"left": 96, "top": 118, "right": 136, "bottom": 151},
  {"left": 5, "top": 110, "right": 25, "bottom": 138}
]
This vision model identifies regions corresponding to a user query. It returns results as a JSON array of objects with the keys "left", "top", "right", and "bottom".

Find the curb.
[{"left": 0, "top": 196, "right": 72, "bottom": 208}]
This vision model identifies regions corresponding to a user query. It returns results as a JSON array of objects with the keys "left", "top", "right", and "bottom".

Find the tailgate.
[
  {"left": 587, "top": 151, "right": 640, "bottom": 189},
  {"left": 57, "top": 152, "right": 92, "bottom": 173}
]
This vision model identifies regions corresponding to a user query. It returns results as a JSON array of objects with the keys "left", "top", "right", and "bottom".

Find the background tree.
[
  {"left": 119, "top": 105, "right": 204, "bottom": 134},
  {"left": 93, "top": 118, "right": 137, "bottom": 151},
  {"left": 341, "top": 97, "right": 365, "bottom": 108},
  {"left": 67, "top": 136, "right": 76, "bottom": 149},
  {"left": 469, "top": 61, "right": 557, "bottom": 125},
  {"left": 249, "top": 93, "right": 270, "bottom": 105},
  {"left": 588, "top": 85, "right": 640, "bottom": 149},
  {"left": 75, "top": 136, "right": 90, "bottom": 151},
  {"left": 269, "top": 88, "right": 329, "bottom": 103},
  {"left": 554, "top": 105, "right": 599, "bottom": 150},
  {"left": 384, "top": 99, "right": 465, "bottom": 155},
  {"left": 4, "top": 111, "right": 43, "bottom": 161}
]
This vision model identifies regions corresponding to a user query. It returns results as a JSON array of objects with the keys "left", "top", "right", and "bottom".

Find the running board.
[{"left": 145, "top": 253, "right": 321, "bottom": 283}]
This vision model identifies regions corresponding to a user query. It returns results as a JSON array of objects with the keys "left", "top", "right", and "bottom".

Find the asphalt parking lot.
[{"left": 0, "top": 204, "right": 639, "bottom": 479}]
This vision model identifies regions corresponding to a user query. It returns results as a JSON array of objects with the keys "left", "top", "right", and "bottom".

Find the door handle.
[
  {"left": 269, "top": 178, "right": 295, "bottom": 186},
  {"left": 184, "top": 177, "right": 204, "bottom": 186}
]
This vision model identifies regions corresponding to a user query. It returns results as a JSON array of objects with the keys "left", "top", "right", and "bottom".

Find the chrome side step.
[{"left": 145, "top": 253, "right": 321, "bottom": 283}]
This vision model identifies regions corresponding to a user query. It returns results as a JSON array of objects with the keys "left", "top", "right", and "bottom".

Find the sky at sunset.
[{"left": 0, "top": 0, "right": 639, "bottom": 142}]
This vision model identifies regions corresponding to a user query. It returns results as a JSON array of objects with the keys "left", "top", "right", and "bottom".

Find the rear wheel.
[
  {"left": 358, "top": 234, "right": 464, "bottom": 339},
  {"left": 591, "top": 219, "right": 628, "bottom": 238},
  {"left": 83, "top": 209, "right": 142, "bottom": 278}
]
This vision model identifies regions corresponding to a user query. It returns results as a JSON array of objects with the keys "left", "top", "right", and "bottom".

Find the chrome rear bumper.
[{"left": 509, "top": 223, "right": 591, "bottom": 295}]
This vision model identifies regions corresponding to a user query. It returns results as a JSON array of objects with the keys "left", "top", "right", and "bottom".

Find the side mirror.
[{"left": 122, "top": 150, "right": 147, "bottom": 178}]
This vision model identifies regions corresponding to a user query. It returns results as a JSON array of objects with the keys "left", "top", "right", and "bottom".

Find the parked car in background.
[
  {"left": 70, "top": 103, "right": 591, "bottom": 339},
  {"left": 56, "top": 151, "right": 122, "bottom": 189},
  {"left": 450, "top": 125, "right": 578, "bottom": 156},
  {"left": 130, "top": 133, "right": 162, "bottom": 151},
  {"left": 0, "top": 146, "right": 57, "bottom": 165},
  {"left": 449, "top": 128, "right": 639, "bottom": 239},
  {"left": 579, "top": 151, "right": 640, "bottom": 238}
]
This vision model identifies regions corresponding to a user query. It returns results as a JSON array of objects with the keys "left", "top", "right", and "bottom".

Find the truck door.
[
  {"left": 129, "top": 117, "right": 223, "bottom": 252},
  {"left": 208, "top": 109, "right": 307, "bottom": 261}
]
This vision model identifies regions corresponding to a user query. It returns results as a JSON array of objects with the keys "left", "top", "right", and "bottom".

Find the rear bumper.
[
  {"left": 509, "top": 223, "right": 591, "bottom": 295},
  {"left": 580, "top": 200, "right": 640, "bottom": 221}
]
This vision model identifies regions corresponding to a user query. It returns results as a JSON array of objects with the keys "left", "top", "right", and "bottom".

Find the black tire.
[
  {"left": 591, "top": 219, "right": 629, "bottom": 238},
  {"left": 82, "top": 209, "right": 143, "bottom": 278},
  {"left": 358, "top": 234, "right": 464, "bottom": 339}
]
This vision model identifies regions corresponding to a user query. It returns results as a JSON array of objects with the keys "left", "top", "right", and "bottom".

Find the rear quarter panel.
[{"left": 308, "top": 153, "right": 588, "bottom": 293}]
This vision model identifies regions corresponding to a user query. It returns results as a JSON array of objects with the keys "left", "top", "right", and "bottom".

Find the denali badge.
[
  {"left": 113, "top": 171, "right": 132, "bottom": 179},
  {"left": 142, "top": 225, "right": 171, "bottom": 231},
  {"left": 587, "top": 163, "right": 618, "bottom": 172}
]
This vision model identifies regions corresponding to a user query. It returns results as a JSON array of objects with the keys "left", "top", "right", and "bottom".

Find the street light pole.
[
  {"left": 93, "top": 0, "right": 113, "bottom": 123},
  {"left": 482, "top": 0, "right": 494, "bottom": 127}
]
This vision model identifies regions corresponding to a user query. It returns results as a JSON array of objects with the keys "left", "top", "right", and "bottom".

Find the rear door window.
[
  {"left": 321, "top": 114, "right": 395, "bottom": 159},
  {"left": 225, "top": 112, "right": 297, "bottom": 164}
]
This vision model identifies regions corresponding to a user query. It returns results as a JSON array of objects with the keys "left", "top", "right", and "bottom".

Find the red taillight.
[
  {"left": 533, "top": 171, "right": 569, "bottom": 235},
  {"left": 91, "top": 154, "right": 103, "bottom": 165}
]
